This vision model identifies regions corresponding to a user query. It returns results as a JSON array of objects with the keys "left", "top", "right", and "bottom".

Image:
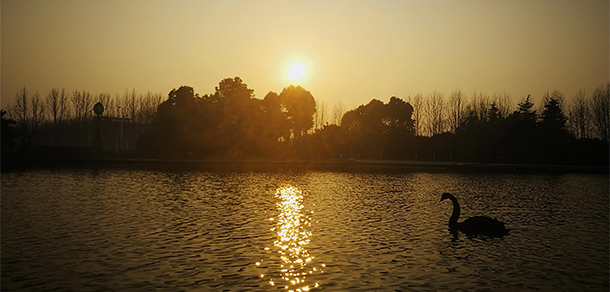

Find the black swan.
[{"left": 440, "top": 193, "right": 509, "bottom": 236}]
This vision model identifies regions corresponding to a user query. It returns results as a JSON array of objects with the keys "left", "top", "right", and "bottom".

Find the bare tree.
[
  {"left": 423, "top": 96, "right": 433, "bottom": 136},
  {"left": 97, "top": 93, "right": 113, "bottom": 117},
  {"left": 425, "top": 91, "right": 445, "bottom": 136},
  {"left": 409, "top": 94, "right": 423, "bottom": 136},
  {"left": 467, "top": 92, "right": 490, "bottom": 122},
  {"left": 152, "top": 92, "right": 163, "bottom": 120},
  {"left": 116, "top": 93, "right": 128, "bottom": 119},
  {"left": 568, "top": 89, "right": 590, "bottom": 139},
  {"left": 103, "top": 94, "right": 121, "bottom": 118},
  {"left": 85, "top": 91, "right": 94, "bottom": 120},
  {"left": 58, "top": 88, "right": 69, "bottom": 122},
  {"left": 46, "top": 88, "right": 60, "bottom": 124},
  {"left": 495, "top": 92, "right": 512, "bottom": 118},
  {"left": 313, "top": 101, "right": 328, "bottom": 130},
  {"left": 30, "top": 92, "right": 45, "bottom": 132},
  {"left": 72, "top": 90, "right": 84, "bottom": 122},
  {"left": 135, "top": 92, "right": 146, "bottom": 123},
  {"left": 71, "top": 90, "right": 93, "bottom": 122},
  {"left": 137, "top": 92, "right": 150, "bottom": 124},
  {"left": 591, "top": 83, "right": 610, "bottom": 142},
  {"left": 125, "top": 89, "right": 137, "bottom": 121},
  {"left": 447, "top": 90, "right": 465, "bottom": 133},
  {"left": 138, "top": 92, "right": 162, "bottom": 124},
  {"left": 11, "top": 87, "right": 29, "bottom": 127},
  {"left": 332, "top": 101, "right": 344, "bottom": 125},
  {"left": 9, "top": 87, "right": 45, "bottom": 145}
]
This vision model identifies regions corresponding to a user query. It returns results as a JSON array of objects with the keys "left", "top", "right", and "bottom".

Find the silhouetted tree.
[
  {"left": 45, "top": 88, "right": 69, "bottom": 124},
  {"left": 517, "top": 94, "right": 536, "bottom": 120},
  {"left": 469, "top": 92, "right": 490, "bottom": 122},
  {"left": 342, "top": 100, "right": 382, "bottom": 158},
  {"left": 137, "top": 78, "right": 321, "bottom": 158},
  {"left": 314, "top": 101, "right": 328, "bottom": 130},
  {"left": 568, "top": 90, "right": 590, "bottom": 139},
  {"left": 385, "top": 96, "right": 415, "bottom": 158},
  {"left": 310, "top": 124, "right": 349, "bottom": 159},
  {"left": 494, "top": 92, "right": 512, "bottom": 118},
  {"left": 214, "top": 77, "right": 263, "bottom": 157},
  {"left": 71, "top": 90, "right": 93, "bottom": 123},
  {"left": 540, "top": 93, "right": 568, "bottom": 135},
  {"left": 591, "top": 83, "right": 610, "bottom": 142},
  {"left": 537, "top": 92, "right": 571, "bottom": 163},
  {"left": 409, "top": 94, "right": 424, "bottom": 136},
  {"left": 331, "top": 101, "right": 344, "bottom": 125},
  {"left": 447, "top": 90, "right": 465, "bottom": 133},
  {"left": 262, "top": 91, "right": 290, "bottom": 143},
  {"left": 9, "top": 87, "right": 46, "bottom": 151},
  {"left": 385, "top": 97, "right": 415, "bottom": 134},
  {"left": 503, "top": 95, "right": 539, "bottom": 163},
  {"left": 140, "top": 92, "right": 164, "bottom": 124},
  {"left": 150, "top": 86, "right": 199, "bottom": 156},
  {"left": 341, "top": 97, "right": 414, "bottom": 159},
  {"left": 6, "top": 81, "right": 608, "bottom": 164},
  {"left": 425, "top": 92, "right": 445, "bottom": 136},
  {"left": 279, "top": 85, "right": 316, "bottom": 139},
  {"left": 488, "top": 103, "right": 500, "bottom": 121},
  {"left": 30, "top": 92, "right": 45, "bottom": 136},
  {"left": 46, "top": 89, "right": 61, "bottom": 124},
  {"left": 1, "top": 110, "right": 17, "bottom": 152},
  {"left": 11, "top": 87, "right": 29, "bottom": 128},
  {"left": 454, "top": 101, "right": 507, "bottom": 162}
]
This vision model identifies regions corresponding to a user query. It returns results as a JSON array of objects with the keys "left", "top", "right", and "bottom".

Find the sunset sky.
[{"left": 2, "top": 0, "right": 608, "bottom": 111}]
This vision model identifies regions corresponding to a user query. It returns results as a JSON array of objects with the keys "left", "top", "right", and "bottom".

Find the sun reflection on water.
[{"left": 261, "top": 186, "right": 324, "bottom": 291}]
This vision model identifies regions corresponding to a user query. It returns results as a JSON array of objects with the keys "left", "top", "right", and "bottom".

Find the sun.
[{"left": 287, "top": 62, "right": 306, "bottom": 81}]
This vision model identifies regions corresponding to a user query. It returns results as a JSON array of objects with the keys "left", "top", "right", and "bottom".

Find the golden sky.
[{"left": 1, "top": 0, "right": 608, "bottom": 110}]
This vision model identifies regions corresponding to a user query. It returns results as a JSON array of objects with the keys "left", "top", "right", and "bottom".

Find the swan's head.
[{"left": 440, "top": 192, "right": 453, "bottom": 202}]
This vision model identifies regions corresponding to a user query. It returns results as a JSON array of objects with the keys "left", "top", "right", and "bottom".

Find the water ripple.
[{"left": 1, "top": 170, "right": 608, "bottom": 291}]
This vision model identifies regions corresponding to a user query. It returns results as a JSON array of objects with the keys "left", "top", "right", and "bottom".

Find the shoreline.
[{"left": 2, "top": 158, "right": 608, "bottom": 174}]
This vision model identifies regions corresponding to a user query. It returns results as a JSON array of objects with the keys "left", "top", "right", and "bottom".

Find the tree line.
[
  {"left": 2, "top": 78, "right": 608, "bottom": 165},
  {"left": 313, "top": 85, "right": 608, "bottom": 165},
  {"left": 136, "top": 77, "right": 317, "bottom": 158},
  {"left": 3, "top": 87, "right": 163, "bottom": 152},
  {"left": 406, "top": 88, "right": 609, "bottom": 141}
]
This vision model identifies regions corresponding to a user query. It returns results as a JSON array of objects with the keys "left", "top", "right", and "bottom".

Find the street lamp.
[{"left": 93, "top": 102, "right": 104, "bottom": 150}]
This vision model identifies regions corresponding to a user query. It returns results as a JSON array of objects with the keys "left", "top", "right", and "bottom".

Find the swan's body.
[{"left": 440, "top": 193, "right": 508, "bottom": 236}]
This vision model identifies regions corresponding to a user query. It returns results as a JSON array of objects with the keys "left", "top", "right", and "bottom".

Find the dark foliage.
[
  {"left": 136, "top": 78, "right": 317, "bottom": 159},
  {"left": 5, "top": 79, "right": 608, "bottom": 166},
  {"left": 340, "top": 97, "right": 415, "bottom": 159},
  {"left": 1, "top": 110, "right": 18, "bottom": 152}
]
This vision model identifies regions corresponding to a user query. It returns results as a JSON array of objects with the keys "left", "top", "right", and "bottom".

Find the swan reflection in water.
[{"left": 263, "top": 186, "right": 325, "bottom": 291}]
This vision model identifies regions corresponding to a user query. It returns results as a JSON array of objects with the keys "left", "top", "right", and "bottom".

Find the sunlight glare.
[
  {"left": 287, "top": 63, "right": 306, "bottom": 81},
  {"left": 258, "top": 185, "right": 325, "bottom": 291}
]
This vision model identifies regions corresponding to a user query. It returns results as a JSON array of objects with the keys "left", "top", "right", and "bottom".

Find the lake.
[{"left": 1, "top": 167, "right": 608, "bottom": 291}]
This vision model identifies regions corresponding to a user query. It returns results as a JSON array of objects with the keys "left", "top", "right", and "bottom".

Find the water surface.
[{"left": 2, "top": 169, "right": 608, "bottom": 291}]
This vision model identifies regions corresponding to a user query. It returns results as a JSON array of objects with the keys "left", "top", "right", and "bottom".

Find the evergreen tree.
[
  {"left": 540, "top": 96, "right": 568, "bottom": 134},
  {"left": 517, "top": 94, "right": 536, "bottom": 121}
]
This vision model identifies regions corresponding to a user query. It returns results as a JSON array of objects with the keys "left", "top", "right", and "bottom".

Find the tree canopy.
[
  {"left": 137, "top": 78, "right": 318, "bottom": 158},
  {"left": 3, "top": 80, "right": 608, "bottom": 165}
]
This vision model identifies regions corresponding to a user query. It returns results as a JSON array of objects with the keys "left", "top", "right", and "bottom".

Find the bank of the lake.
[{"left": 2, "top": 157, "right": 608, "bottom": 174}]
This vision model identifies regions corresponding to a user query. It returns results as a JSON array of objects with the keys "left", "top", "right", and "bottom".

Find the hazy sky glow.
[{"left": 2, "top": 0, "right": 608, "bottom": 110}]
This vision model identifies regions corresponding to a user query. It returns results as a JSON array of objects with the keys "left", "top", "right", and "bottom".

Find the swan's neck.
[{"left": 448, "top": 196, "right": 460, "bottom": 228}]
